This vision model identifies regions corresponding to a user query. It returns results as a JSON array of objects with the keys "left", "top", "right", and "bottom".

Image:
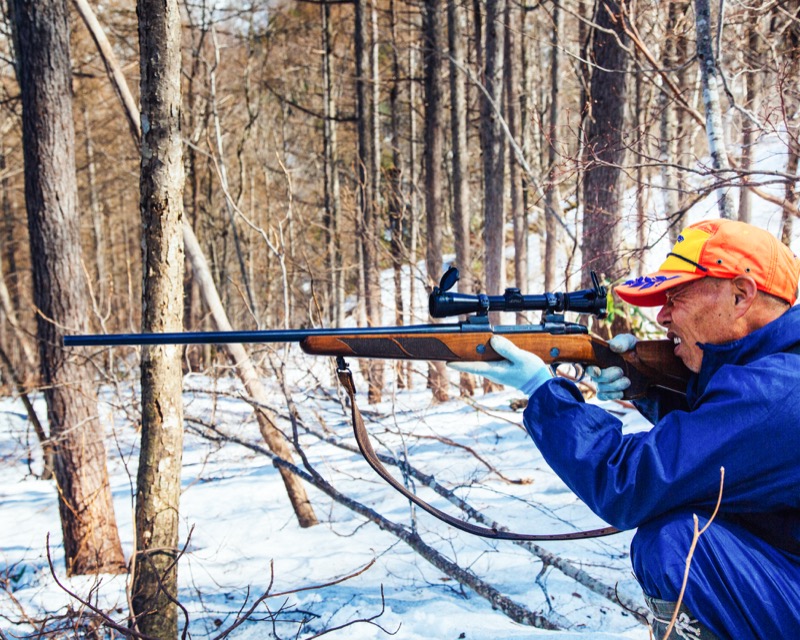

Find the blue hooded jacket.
[{"left": 523, "top": 305, "right": 800, "bottom": 636}]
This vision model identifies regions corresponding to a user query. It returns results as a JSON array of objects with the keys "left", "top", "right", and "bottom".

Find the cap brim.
[{"left": 614, "top": 272, "right": 707, "bottom": 307}]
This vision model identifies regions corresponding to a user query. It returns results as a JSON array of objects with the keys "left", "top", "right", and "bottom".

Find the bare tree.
[
  {"left": 543, "top": 0, "right": 562, "bottom": 291},
  {"left": 354, "top": 0, "right": 384, "bottom": 403},
  {"left": 10, "top": 0, "right": 125, "bottom": 575},
  {"left": 423, "top": 0, "right": 449, "bottom": 402},
  {"left": 481, "top": 0, "right": 507, "bottom": 300},
  {"left": 132, "top": 0, "right": 185, "bottom": 636},
  {"left": 694, "top": 0, "right": 735, "bottom": 218},
  {"left": 504, "top": 0, "right": 526, "bottom": 302},
  {"left": 448, "top": 0, "right": 476, "bottom": 396},
  {"left": 581, "top": 0, "right": 629, "bottom": 289}
]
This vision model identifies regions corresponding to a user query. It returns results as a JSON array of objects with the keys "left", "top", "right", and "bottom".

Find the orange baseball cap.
[{"left": 615, "top": 219, "right": 800, "bottom": 307}]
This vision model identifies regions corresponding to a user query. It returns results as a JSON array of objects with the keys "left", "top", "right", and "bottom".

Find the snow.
[{"left": 0, "top": 360, "right": 651, "bottom": 638}]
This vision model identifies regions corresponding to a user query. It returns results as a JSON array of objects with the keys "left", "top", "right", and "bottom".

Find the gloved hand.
[
  {"left": 447, "top": 335, "right": 553, "bottom": 395},
  {"left": 585, "top": 333, "right": 636, "bottom": 401}
]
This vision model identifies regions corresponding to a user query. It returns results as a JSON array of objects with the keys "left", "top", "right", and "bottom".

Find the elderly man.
[{"left": 450, "top": 219, "right": 800, "bottom": 639}]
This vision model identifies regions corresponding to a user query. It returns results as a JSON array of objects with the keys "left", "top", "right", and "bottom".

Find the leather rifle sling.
[{"left": 336, "top": 361, "right": 620, "bottom": 542}]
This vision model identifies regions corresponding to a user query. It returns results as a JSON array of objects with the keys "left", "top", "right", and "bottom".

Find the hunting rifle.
[{"left": 65, "top": 267, "right": 690, "bottom": 542}]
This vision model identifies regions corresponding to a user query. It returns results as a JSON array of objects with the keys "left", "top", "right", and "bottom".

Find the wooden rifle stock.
[{"left": 301, "top": 332, "right": 690, "bottom": 399}]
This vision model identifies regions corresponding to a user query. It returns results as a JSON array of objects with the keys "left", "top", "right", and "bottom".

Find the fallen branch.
[{"left": 186, "top": 420, "right": 563, "bottom": 629}]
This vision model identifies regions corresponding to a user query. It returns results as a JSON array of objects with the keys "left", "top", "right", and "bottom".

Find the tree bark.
[
  {"left": 504, "top": 0, "right": 526, "bottom": 306},
  {"left": 132, "top": 1, "right": 185, "bottom": 636},
  {"left": 423, "top": 0, "right": 449, "bottom": 402},
  {"left": 659, "top": 0, "right": 684, "bottom": 241},
  {"left": 543, "top": 0, "right": 562, "bottom": 291},
  {"left": 354, "top": 0, "right": 384, "bottom": 403},
  {"left": 388, "top": 0, "right": 407, "bottom": 389},
  {"left": 694, "top": 0, "right": 735, "bottom": 218},
  {"left": 11, "top": 0, "right": 125, "bottom": 576},
  {"left": 321, "top": 0, "right": 344, "bottom": 327},
  {"left": 738, "top": 19, "right": 760, "bottom": 224},
  {"left": 448, "top": 0, "right": 475, "bottom": 397},
  {"left": 481, "top": 0, "right": 507, "bottom": 302},
  {"left": 581, "top": 0, "right": 629, "bottom": 288}
]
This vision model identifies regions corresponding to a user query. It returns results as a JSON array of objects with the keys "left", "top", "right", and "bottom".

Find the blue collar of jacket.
[{"left": 686, "top": 304, "right": 800, "bottom": 406}]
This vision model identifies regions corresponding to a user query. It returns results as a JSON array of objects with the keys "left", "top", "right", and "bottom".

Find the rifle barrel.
[{"left": 63, "top": 323, "right": 466, "bottom": 347}]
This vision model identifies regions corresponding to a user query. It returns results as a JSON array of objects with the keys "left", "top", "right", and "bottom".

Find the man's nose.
[{"left": 656, "top": 303, "right": 670, "bottom": 326}]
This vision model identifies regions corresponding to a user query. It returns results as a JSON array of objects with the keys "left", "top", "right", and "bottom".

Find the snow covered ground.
[{"left": 0, "top": 355, "right": 652, "bottom": 639}]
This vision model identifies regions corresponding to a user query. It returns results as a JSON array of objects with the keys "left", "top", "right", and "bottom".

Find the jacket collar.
[{"left": 686, "top": 305, "right": 800, "bottom": 406}]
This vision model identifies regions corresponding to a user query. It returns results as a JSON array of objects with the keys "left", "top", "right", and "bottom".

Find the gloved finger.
[
  {"left": 608, "top": 333, "right": 637, "bottom": 354},
  {"left": 597, "top": 389, "right": 625, "bottom": 401},
  {"left": 599, "top": 376, "right": 631, "bottom": 392},
  {"left": 589, "top": 366, "right": 626, "bottom": 384},
  {"left": 488, "top": 334, "right": 528, "bottom": 363}
]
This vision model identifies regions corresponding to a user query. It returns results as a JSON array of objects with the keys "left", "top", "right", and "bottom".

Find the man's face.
[{"left": 655, "top": 277, "right": 739, "bottom": 373}]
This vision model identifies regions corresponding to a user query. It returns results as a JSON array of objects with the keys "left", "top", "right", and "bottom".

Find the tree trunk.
[
  {"left": 423, "top": 0, "right": 449, "bottom": 402},
  {"left": 581, "top": 0, "right": 629, "bottom": 288},
  {"left": 694, "top": 0, "right": 735, "bottom": 218},
  {"left": 11, "top": 0, "right": 125, "bottom": 576},
  {"left": 448, "top": 0, "right": 475, "bottom": 397},
  {"left": 660, "top": 0, "right": 683, "bottom": 241},
  {"left": 543, "top": 0, "right": 562, "bottom": 291},
  {"left": 406, "top": 20, "right": 419, "bottom": 387},
  {"left": 354, "top": 0, "right": 384, "bottom": 403},
  {"left": 481, "top": 0, "right": 506, "bottom": 302},
  {"left": 321, "top": 0, "right": 344, "bottom": 327},
  {"left": 738, "top": 20, "right": 760, "bottom": 223},
  {"left": 79, "top": 102, "right": 108, "bottom": 310},
  {"left": 132, "top": 1, "right": 185, "bottom": 636},
  {"left": 388, "top": 0, "right": 407, "bottom": 389},
  {"left": 504, "top": 0, "right": 526, "bottom": 309}
]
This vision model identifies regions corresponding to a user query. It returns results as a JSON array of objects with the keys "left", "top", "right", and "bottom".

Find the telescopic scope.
[{"left": 428, "top": 267, "right": 607, "bottom": 319}]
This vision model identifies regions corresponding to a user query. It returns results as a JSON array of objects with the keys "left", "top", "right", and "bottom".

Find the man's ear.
[{"left": 731, "top": 275, "right": 758, "bottom": 315}]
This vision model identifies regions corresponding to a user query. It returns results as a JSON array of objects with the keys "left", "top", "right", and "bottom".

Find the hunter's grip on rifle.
[{"left": 299, "top": 333, "right": 690, "bottom": 398}]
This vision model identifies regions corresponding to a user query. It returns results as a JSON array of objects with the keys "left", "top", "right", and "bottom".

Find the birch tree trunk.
[
  {"left": 11, "top": 0, "right": 125, "bottom": 576},
  {"left": 133, "top": 1, "right": 185, "bottom": 636},
  {"left": 694, "top": 0, "right": 735, "bottom": 218}
]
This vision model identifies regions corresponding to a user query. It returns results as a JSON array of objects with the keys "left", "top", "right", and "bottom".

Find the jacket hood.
[{"left": 688, "top": 304, "right": 800, "bottom": 405}]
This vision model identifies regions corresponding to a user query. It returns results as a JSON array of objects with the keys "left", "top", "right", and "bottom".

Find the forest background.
[{"left": 0, "top": 0, "right": 799, "bottom": 638}]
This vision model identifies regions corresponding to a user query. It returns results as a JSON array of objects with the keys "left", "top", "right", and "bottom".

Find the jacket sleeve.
[{"left": 523, "top": 362, "right": 800, "bottom": 531}]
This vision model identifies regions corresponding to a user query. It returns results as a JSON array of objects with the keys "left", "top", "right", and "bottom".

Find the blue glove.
[
  {"left": 447, "top": 335, "right": 553, "bottom": 394},
  {"left": 585, "top": 333, "right": 636, "bottom": 401}
]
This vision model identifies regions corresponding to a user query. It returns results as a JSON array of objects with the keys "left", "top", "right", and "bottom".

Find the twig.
[{"left": 663, "top": 467, "right": 725, "bottom": 638}]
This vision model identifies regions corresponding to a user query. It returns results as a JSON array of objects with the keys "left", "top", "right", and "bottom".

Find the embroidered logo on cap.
[{"left": 622, "top": 275, "right": 681, "bottom": 290}]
